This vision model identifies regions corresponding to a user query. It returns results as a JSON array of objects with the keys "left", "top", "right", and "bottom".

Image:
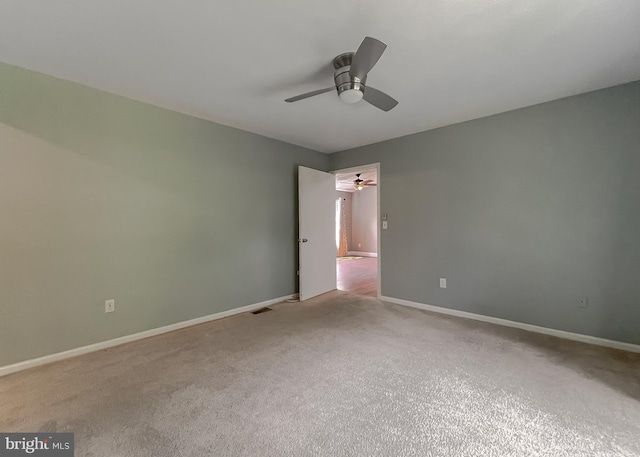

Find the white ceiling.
[
  {"left": 336, "top": 169, "right": 377, "bottom": 193},
  {"left": 1, "top": 1, "right": 639, "bottom": 153}
]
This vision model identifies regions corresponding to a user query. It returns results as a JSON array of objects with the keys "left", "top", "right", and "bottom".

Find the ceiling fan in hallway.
[
  {"left": 285, "top": 36, "right": 398, "bottom": 112},
  {"left": 354, "top": 173, "right": 376, "bottom": 191}
]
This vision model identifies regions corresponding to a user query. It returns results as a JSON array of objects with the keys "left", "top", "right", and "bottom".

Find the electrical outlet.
[
  {"left": 105, "top": 299, "right": 115, "bottom": 313},
  {"left": 578, "top": 297, "right": 588, "bottom": 308},
  {"left": 440, "top": 278, "right": 447, "bottom": 289}
]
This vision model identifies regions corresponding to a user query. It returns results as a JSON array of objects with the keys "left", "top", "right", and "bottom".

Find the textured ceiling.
[{"left": 1, "top": 1, "right": 639, "bottom": 153}]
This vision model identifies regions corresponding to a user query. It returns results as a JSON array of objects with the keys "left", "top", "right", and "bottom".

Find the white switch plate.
[
  {"left": 440, "top": 278, "right": 447, "bottom": 288},
  {"left": 105, "top": 299, "right": 115, "bottom": 313},
  {"left": 382, "top": 221, "right": 388, "bottom": 229}
]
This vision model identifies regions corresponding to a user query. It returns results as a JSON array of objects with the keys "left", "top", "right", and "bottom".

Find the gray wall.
[
  {"left": 330, "top": 81, "right": 640, "bottom": 345},
  {"left": 351, "top": 187, "right": 377, "bottom": 254},
  {"left": 336, "top": 191, "right": 352, "bottom": 253},
  {"left": 0, "top": 62, "right": 329, "bottom": 366}
]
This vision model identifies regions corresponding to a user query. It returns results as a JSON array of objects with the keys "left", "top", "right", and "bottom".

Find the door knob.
[{"left": 298, "top": 238, "right": 308, "bottom": 243}]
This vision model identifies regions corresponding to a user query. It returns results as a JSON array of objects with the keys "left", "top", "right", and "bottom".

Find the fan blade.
[
  {"left": 364, "top": 183, "right": 377, "bottom": 186},
  {"left": 363, "top": 86, "right": 398, "bottom": 111},
  {"left": 285, "top": 87, "right": 334, "bottom": 103},
  {"left": 362, "top": 179, "right": 374, "bottom": 185},
  {"left": 350, "top": 37, "right": 387, "bottom": 80}
]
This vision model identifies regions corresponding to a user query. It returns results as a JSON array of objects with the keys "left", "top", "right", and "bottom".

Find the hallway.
[{"left": 336, "top": 256, "right": 377, "bottom": 297}]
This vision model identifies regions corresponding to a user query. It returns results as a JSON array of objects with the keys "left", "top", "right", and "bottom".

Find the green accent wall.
[
  {"left": 330, "top": 81, "right": 640, "bottom": 345},
  {"left": 0, "top": 62, "right": 328, "bottom": 366}
]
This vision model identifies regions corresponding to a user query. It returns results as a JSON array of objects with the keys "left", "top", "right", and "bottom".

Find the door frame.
[{"left": 331, "top": 162, "right": 381, "bottom": 299}]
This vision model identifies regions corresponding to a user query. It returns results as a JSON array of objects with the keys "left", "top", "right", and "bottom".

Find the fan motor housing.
[{"left": 333, "top": 52, "right": 366, "bottom": 99}]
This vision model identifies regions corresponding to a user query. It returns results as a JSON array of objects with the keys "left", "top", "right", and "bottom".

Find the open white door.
[{"left": 298, "top": 166, "right": 336, "bottom": 301}]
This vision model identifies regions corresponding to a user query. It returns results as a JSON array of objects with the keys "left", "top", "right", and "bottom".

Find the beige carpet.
[{"left": 1, "top": 292, "right": 639, "bottom": 456}]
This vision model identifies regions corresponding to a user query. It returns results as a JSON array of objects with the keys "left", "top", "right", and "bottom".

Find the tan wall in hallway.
[{"left": 351, "top": 187, "right": 377, "bottom": 253}]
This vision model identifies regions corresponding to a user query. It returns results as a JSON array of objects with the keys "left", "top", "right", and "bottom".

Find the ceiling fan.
[
  {"left": 285, "top": 36, "right": 398, "bottom": 112},
  {"left": 354, "top": 173, "right": 376, "bottom": 191}
]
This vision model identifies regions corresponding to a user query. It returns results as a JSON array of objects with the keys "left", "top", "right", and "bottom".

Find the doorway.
[{"left": 333, "top": 164, "right": 380, "bottom": 298}]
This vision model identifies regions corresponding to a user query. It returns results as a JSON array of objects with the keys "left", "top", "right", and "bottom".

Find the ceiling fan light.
[
  {"left": 339, "top": 88, "right": 364, "bottom": 104},
  {"left": 355, "top": 184, "right": 364, "bottom": 191}
]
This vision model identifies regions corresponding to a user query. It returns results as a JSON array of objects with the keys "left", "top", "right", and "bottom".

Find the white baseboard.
[
  {"left": 347, "top": 251, "right": 378, "bottom": 258},
  {"left": 0, "top": 294, "right": 295, "bottom": 378},
  {"left": 380, "top": 296, "right": 640, "bottom": 353}
]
